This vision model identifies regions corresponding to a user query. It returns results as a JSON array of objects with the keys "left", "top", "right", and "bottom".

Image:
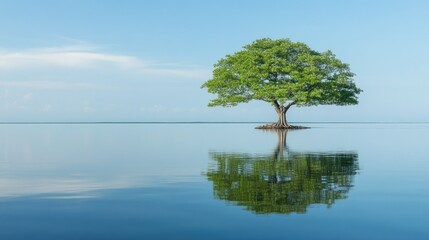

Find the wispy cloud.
[
  {"left": 0, "top": 44, "right": 210, "bottom": 79},
  {"left": 0, "top": 80, "right": 94, "bottom": 89}
]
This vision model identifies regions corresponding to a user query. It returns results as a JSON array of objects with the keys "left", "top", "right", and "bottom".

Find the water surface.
[{"left": 0, "top": 123, "right": 428, "bottom": 239}]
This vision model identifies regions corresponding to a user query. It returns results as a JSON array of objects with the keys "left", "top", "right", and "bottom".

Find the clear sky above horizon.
[{"left": 1, "top": 0, "right": 428, "bottom": 122}]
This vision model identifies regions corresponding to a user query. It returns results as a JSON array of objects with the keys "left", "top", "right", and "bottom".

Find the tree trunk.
[
  {"left": 275, "top": 106, "right": 289, "bottom": 128},
  {"left": 255, "top": 100, "right": 308, "bottom": 129},
  {"left": 273, "top": 100, "right": 293, "bottom": 128}
]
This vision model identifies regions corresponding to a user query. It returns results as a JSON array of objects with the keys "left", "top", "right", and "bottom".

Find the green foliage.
[
  {"left": 206, "top": 151, "right": 359, "bottom": 214},
  {"left": 202, "top": 38, "right": 362, "bottom": 107}
]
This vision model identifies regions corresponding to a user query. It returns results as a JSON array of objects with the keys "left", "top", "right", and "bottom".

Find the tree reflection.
[{"left": 206, "top": 130, "right": 359, "bottom": 214}]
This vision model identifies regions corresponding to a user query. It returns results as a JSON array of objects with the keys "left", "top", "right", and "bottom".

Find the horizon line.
[{"left": 0, "top": 121, "right": 428, "bottom": 125}]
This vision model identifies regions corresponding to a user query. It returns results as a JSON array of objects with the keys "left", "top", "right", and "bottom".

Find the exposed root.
[{"left": 255, "top": 123, "right": 309, "bottom": 130}]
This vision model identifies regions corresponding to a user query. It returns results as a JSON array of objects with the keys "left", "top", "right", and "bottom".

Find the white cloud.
[
  {"left": 23, "top": 92, "right": 32, "bottom": 101},
  {"left": 43, "top": 104, "right": 53, "bottom": 112},
  {"left": 0, "top": 44, "right": 210, "bottom": 79},
  {"left": 0, "top": 80, "right": 94, "bottom": 89}
]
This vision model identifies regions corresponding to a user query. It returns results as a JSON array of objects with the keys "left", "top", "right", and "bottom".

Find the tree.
[
  {"left": 206, "top": 130, "right": 359, "bottom": 214},
  {"left": 202, "top": 38, "right": 362, "bottom": 129}
]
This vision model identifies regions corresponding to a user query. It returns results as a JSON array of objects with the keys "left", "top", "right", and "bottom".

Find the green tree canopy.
[{"left": 202, "top": 38, "right": 362, "bottom": 128}]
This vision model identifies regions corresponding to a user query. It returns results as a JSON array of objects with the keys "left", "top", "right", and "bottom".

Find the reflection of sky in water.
[
  {"left": 0, "top": 124, "right": 211, "bottom": 198},
  {"left": 1, "top": 123, "right": 429, "bottom": 200},
  {"left": 0, "top": 124, "right": 429, "bottom": 239},
  {"left": 0, "top": 124, "right": 429, "bottom": 196}
]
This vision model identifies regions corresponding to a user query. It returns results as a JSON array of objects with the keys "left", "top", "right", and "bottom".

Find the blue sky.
[{"left": 0, "top": 0, "right": 428, "bottom": 122}]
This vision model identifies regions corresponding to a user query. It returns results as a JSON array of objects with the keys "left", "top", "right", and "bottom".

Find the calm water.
[{"left": 0, "top": 123, "right": 428, "bottom": 239}]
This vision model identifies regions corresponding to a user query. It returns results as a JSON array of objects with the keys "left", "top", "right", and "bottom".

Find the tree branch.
[
  {"left": 284, "top": 101, "right": 296, "bottom": 111},
  {"left": 273, "top": 100, "right": 281, "bottom": 112}
]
